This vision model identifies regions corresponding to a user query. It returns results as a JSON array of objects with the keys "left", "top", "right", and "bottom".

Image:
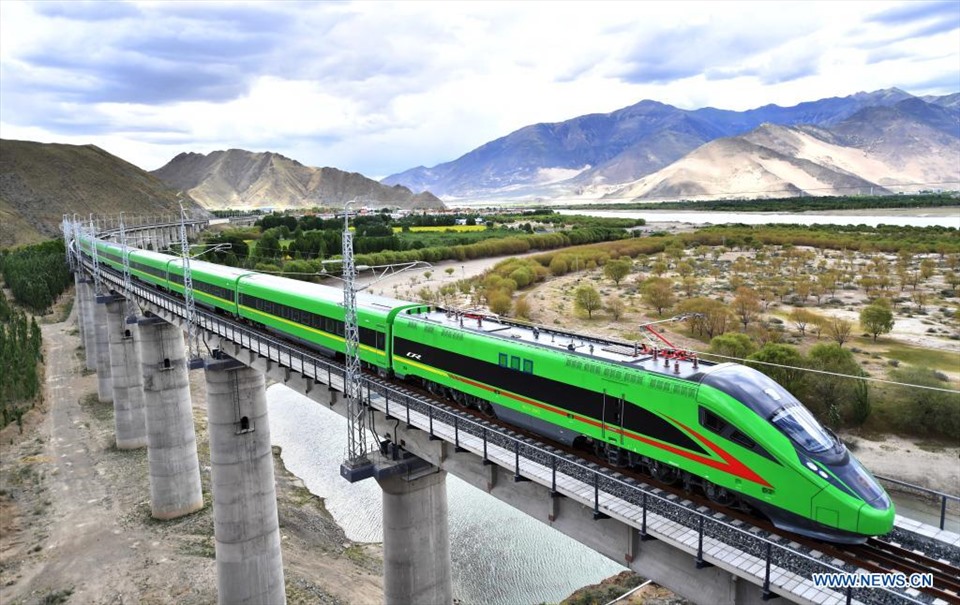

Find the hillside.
[
  {"left": 0, "top": 140, "right": 207, "bottom": 249},
  {"left": 606, "top": 98, "right": 960, "bottom": 201},
  {"left": 151, "top": 149, "right": 445, "bottom": 211},
  {"left": 382, "top": 89, "right": 958, "bottom": 200}
]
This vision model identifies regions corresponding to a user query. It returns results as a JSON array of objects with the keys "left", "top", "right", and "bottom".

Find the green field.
[
  {"left": 881, "top": 344, "right": 960, "bottom": 374},
  {"left": 392, "top": 225, "right": 488, "bottom": 233}
]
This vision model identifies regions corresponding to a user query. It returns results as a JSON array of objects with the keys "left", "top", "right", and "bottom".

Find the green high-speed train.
[{"left": 78, "top": 234, "right": 894, "bottom": 543}]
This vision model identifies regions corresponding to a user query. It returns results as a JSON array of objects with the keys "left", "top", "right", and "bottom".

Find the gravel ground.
[{"left": 0, "top": 292, "right": 383, "bottom": 605}]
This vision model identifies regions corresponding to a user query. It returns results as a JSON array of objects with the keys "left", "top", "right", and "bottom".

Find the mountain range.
[
  {"left": 152, "top": 150, "right": 445, "bottom": 211},
  {"left": 381, "top": 88, "right": 960, "bottom": 201}
]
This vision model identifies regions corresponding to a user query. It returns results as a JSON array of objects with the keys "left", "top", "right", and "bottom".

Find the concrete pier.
[
  {"left": 139, "top": 316, "right": 203, "bottom": 519},
  {"left": 105, "top": 298, "right": 147, "bottom": 449},
  {"left": 204, "top": 355, "right": 285, "bottom": 605},
  {"left": 378, "top": 470, "right": 452, "bottom": 605},
  {"left": 73, "top": 272, "right": 85, "bottom": 342},
  {"left": 80, "top": 278, "right": 97, "bottom": 371},
  {"left": 93, "top": 295, "right": 113, "bottom": 402}
]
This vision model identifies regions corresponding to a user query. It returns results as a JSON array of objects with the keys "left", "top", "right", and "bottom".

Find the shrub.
[{"left": 889, "top": 367, "right": 960, "bottom": 438}]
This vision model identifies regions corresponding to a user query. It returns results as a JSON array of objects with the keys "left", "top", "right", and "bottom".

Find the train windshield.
[
  {"left": 843, "top": 456, "right": 888, "bottom": 506},
  {"left": 699, "top": 363, "right": 802, "bottom": 418},
  {"left": 700, "top": 364, "right": 837, "bottom": 454},
  {"left": 770, "top": 405, "right": 834, "bottom": 454}
]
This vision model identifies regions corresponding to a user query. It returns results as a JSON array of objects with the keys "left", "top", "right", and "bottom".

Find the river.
[
  {"left": 267, "top": 384, "right": 625, "bottom": 605},
  {"left": 557, "top": 208, "right": 960, "bottom": 228}
]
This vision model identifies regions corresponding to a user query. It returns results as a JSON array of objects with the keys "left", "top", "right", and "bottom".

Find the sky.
[{"left": 1, "top": 1, "right": 958, "bottom": 179}]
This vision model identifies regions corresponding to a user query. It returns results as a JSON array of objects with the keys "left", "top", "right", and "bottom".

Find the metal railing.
[{"left": 876, "top": 475, "right": 960, "bottom": 531}]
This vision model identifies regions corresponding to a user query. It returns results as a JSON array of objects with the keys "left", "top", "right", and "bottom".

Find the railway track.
[{"left": 841, "top": 539, "right": 960, "bottom": 604}]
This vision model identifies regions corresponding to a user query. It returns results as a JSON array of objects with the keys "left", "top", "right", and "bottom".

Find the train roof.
[
  {"left": 128, "top": 248, "right": 175, "bottom": 263},
  {"left": 238, "top": 272, "right": 420, "bottom": 312},
  {"left": 404, "top": 307, "right": 716, "bottom": 381},
  {"left": 167, "top": 257, "right": 253, "bottom": 279}
]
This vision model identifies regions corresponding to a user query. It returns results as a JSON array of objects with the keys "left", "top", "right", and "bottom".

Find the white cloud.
[{"left": 1, "top": 0, "right": 956, "bottom": 176}]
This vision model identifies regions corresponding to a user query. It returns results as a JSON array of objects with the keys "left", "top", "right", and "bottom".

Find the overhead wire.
[{"left": 678, "top": 347, "right": 960, "bottom": 395}]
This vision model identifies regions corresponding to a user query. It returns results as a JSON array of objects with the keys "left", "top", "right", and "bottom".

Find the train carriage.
[
  {"left": 236, "top": 273, "right": 427, "bottom": 370},
  {"left": 391, "top": 308, "right": 894, "bottom": 543},
  {"left": 165, "top": 258, "right": 250, "bottom": 315},
  {"left": 71, "top": 229, "right": 894, "bottom": 543},
  {"left": 128, "top": 248, "right": 176, "bottom": 288}
]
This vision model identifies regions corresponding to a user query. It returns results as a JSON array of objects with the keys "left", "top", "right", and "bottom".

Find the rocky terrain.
[
  {"left": 382, "top": 89, "right": 959, "bottom": 201},
  {"left": 0, "top": 140, "right": 208, "bottom": 249}
]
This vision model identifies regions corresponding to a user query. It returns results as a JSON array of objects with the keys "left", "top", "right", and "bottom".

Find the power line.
[{"left": 684, "top": 347, "right": 960, "bottom": 395}]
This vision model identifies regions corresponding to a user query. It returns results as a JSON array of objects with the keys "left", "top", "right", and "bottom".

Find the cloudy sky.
[{"left": 1, "top": 1, "right": 958, "bottom": 178}]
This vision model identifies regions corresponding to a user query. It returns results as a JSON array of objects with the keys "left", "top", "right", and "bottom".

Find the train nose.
[{"left": 858, "top": 498, "right": 896, "bottom": 536}]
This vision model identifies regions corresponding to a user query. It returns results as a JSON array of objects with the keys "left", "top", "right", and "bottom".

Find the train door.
[{"left": 601, "top": 392, "right": 625, "bottom": 446}]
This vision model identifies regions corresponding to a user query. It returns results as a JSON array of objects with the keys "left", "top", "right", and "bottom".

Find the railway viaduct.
[{"left": 66, "top": 217, "right": 958, "bottom": 605}]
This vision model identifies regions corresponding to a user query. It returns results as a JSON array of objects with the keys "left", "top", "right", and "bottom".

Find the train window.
[
  {"left": 771, "top": 404, "right": 835, "bottom": 454},
  {"left": 700, "top": 408, "right": 727, "bottom": 433},
  {"left": 731, "top": 430, "right": 757, "bottom": 450},
  {"left": 499, "top": 353, "right": 508, "bottom": 368},
  {"left": 510, "top": 356, "right": 520, "bottom": 370},
  {"left": 523, "top": 359, "right": 533, "bottom": 374}
]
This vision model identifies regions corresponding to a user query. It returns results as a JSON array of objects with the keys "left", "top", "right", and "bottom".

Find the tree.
[
  {"left": 549, "top": 255, "right": 570, "bottom": 276},
  {"left": 256, "top": 229, "right": 282, "bottom": 260},
  {"left": 789, "top": 308, "right": 817, "bottom": 337},
  {"left": 890, "top": 367, "right": 959, "bottom": 438},
  {"left": 747, "top": 344, "right": 806, "bottom": 396},
  {"left": 606, "top": 296, "right": 625, "bottom": 320},
  {"left": 574, "top": 285, "right": 602, "bottom": 318},
  {"left": 488, "top": 291, "right": 512, "bottom": 316},
  {"left": 514, "top": 296, "right": 531, "bottom": 319},
  {"left": 732, "top": 286, "right": 761, "bottom": 330},
  {"left": 859, "top": 302, "right": 894, "bottom": 342},
  {"left": 603, "top": 259, "right": 631, "bottom": 285},
  {"left": 825, "top": 316, "right": 853, "bottom": 347},
  {"left": 805, "top": 343, "right": 869, "bottom": 427},
  {"left": 681, "top": 275, "right": 699, "bottom": 297},
  {"left": 677, "top": 297, "right": 731, "bottom": 339},
  {"left": 944, "top": 270, "right": 960, "bottom": 295},
  {"left": 641, "top": 277, "right": 675, "bottom": 317},
  {"left": 708, "top": 333, "right": 757, "bottom": 361}
]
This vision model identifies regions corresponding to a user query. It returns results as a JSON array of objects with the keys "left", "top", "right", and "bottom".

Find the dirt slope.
[{"left": 0, "top": 292, "right": 383, "bottom": 604}]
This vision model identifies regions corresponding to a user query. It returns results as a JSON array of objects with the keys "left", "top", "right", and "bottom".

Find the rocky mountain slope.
[
  {"left": 0, "top": 139, "right": 207, "bottom": 249},
  {"left": 382, "top": 88, "right": 958, "bottom": 200},
  {"left": 607, "top": 98, "right": 960, "bottom": 201},
  {"left": 151, "top": 149, "right": 444, "bottom": 211}
]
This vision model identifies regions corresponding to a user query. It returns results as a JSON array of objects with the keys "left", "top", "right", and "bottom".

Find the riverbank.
[{"left": 0, "top": 291, "right": 383, "bottom": 605}]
